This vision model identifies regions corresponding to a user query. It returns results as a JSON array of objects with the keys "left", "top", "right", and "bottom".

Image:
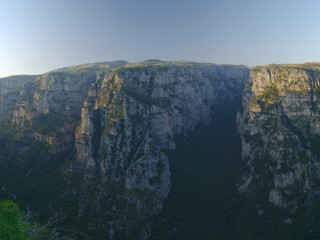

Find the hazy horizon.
[{"left": 1, "top": 0, "right": 320, "bottom": 77}]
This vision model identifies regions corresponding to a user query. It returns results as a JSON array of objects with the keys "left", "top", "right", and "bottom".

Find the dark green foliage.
[
  {"left": 0, "top": 122, "right": 12, "bottom": 136},
  {"left": 91, "top": 109, "right": 102, "bottom": 159},
  {"left": 311, "top": 135, "right": 320, "bottom": 158},
  {"left": 124, "top": 88, "right": 170, "bottom": 108},
  {"left": 312, "top": 87, "right": 320, "bottom": 94},
  {"left": 0, "top": 75, "right": 39, "bottom": 82},
  {"left": 32, "top": 112, "right": 67, "bottom": 136},
  {"left": 0, "top": 199, "right": 76, "bottom": 240},
  {"left": 1, "top": 63, "right": 320, "bottom": 239},
  {"left": 0, "top": 199, "right": 31, "bottom": 240},
  {"left": 124, "top": 87, "right": 154, "bottom": 106},
  {"left": 51, "top": 61, "right": 129, "bottom": 73},
  {"left": 254, "top": 84, "right": 279, "bottom": 110},
  {"left": 147, "top": 101, "right": 246, "bottom": 240},
  {"left": 124, "top": 64, "right": 172, "bottom": 73},
  {"left": 144, "top": 99, "right": 319, "bottom": 240}
]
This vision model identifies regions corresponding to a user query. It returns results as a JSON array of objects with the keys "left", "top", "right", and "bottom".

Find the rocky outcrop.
[
  {"left": 0, "top": 75, "right": 37, "bottom": 124},
  {"left": 0, "top": 60, "right": 250, "bottom": 237},
  {"left": 69, "top": 62, "right": 249, "bottom": 233},
  {"left": 0, "top": 72, "right": 98, "bottom": 154},
  {"left": 238, "top": 64, "right": 320, "bottom": 208}
]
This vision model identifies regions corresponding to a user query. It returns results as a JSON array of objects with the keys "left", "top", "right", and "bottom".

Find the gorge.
[{"left": 1, "top": 60, "right": 320, "bottom": 239}]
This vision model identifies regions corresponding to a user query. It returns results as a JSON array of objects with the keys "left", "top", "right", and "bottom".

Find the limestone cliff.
[
  {"left": 0, "top": 61, "right": 130, "bottom": 153},
  {"left": 4, "top": 60, "right": 320, "bottom": 238},
  {"left": 4, "top": 72, "right": 97, "bottom": 155},
  {"left": 0, "top": 75, "right": 37, "bottom": 124},
  {"left": 0, "top": 60, "right": 250, "bottom": 238},
  {"left": 238, "top": 63, "right": 320, "bottom": 208},
  {"left": 67, "top": 61, "right": 250, "bottom": 234}
]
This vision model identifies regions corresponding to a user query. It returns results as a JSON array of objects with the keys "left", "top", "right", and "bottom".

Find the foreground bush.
[{"left": 0, "top": 199, "right": 32, "bottom": 240}]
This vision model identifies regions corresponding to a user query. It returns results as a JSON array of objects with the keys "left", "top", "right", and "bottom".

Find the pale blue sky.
[{"left": 1, "top": 0, "right": 320, "bottom": 77}]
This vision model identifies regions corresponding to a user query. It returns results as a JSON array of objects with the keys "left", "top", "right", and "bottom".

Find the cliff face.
[
  {"left": 0, "top": 61, "right": 250, "bottom": 237},
  {"left": 0, "top": 75, "right": 37, "bottom": 124},
  {"left": 70, "top": 63, "right": 250, "bottom": 233},
  {"left": 3, "top": 72, "right": 97, "bottom": 155},
  {"left": 4, "top": 60, "right": 320, "bottom": 238},
  {"left": 238, "top": 64, "right": 320, "bottom": 208}
]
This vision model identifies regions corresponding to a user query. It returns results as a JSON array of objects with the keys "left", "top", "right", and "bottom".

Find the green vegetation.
[
  {"left": 51, "top": 61, "right": 129, "bottom": 73},
  {"left": 141, "top": 99, "right": 320, "bottom": 240},
  {"left": 119, "top": 100, "right": 126, "bottom": 119},
  {"left": 251, "top": 66, "right": 264, "bottom": 73},
  {"left": 0, "top": 198, "right": 78, "bottom": 239},
  {"left": 0, "top": 199, "right": 32, "bottom": 240},
  {"left": 124, "top": 87, "right": 154, "bottom": 105},
  {"left": 253, "top": 84, "right": 279, "bottom": 110},
  {"left": 124, "top": 87, "right": 170, "bottom": 108},
  {"left": 142, "top": 101, "right": 244, "bottom": 239},
  {"left": 312, "top": 86, "right": 320, "bottom": 94},
  {"left": 123, "top": 59, "right": 202, "bottom": 72},
  {"left": 1, "top": 61, "right": 320, "bottom": 239},
  {"left": 262, "top": 63, "right": 320, "bottom": 72},
  {"left": 0, "top": 75, "right": 39, "bottom": 81},
  {"left": 287, "top": 62, "right": 320, "bottom": 71},
  {"left": 32, "top": 112, "right": 67, "bottom": 136}
]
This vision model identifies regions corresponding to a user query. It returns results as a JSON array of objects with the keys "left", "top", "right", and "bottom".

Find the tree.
[
  {"left": 0, "top": 199, "right": 31, "bottom": 240},
  {"left": 0, "top": 199, "right": 79, "bottom": 240}
]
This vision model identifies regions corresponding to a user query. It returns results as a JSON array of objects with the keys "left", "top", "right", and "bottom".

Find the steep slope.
[
  {"left": 147, "top": 101, "right": 245, "bottom": 240},
  {"left": 6, "top": 60, "right": 320, "bottom": 239},
  {"left": 238, "top": 63, "right": 320, "bottom": 209},
  {"left": 0, "top": 61, "right": 250, "bottom": 239},
  {"left": 0, "top": 75, "right": 38, "bottom": 125},
  {"left": 67, "top": 62, "right": 250, "bottom": 237}
]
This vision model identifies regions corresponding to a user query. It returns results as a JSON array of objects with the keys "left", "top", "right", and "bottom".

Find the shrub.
[{"left": 0, "top": 199, "right": 31, "bottom": 240}]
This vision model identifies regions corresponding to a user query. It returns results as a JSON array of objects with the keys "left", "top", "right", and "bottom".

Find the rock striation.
[
  {"left": 238, "top": 63, "right": 320, "bottom": 208},
  {"left": 0, "top": 60, "right": 250, "bottom": 237},
  {"left": 70, "top": 62, "right": 250, "bottom": 232}
]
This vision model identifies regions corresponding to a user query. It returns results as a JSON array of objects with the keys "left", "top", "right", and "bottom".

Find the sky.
[{"left": 1, "top": 0, "right": 320, "bottom": 77}]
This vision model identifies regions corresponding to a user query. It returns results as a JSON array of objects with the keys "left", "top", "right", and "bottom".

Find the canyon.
[{"left": 1, "top": 60, "right": 320, "bottom": 239}]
